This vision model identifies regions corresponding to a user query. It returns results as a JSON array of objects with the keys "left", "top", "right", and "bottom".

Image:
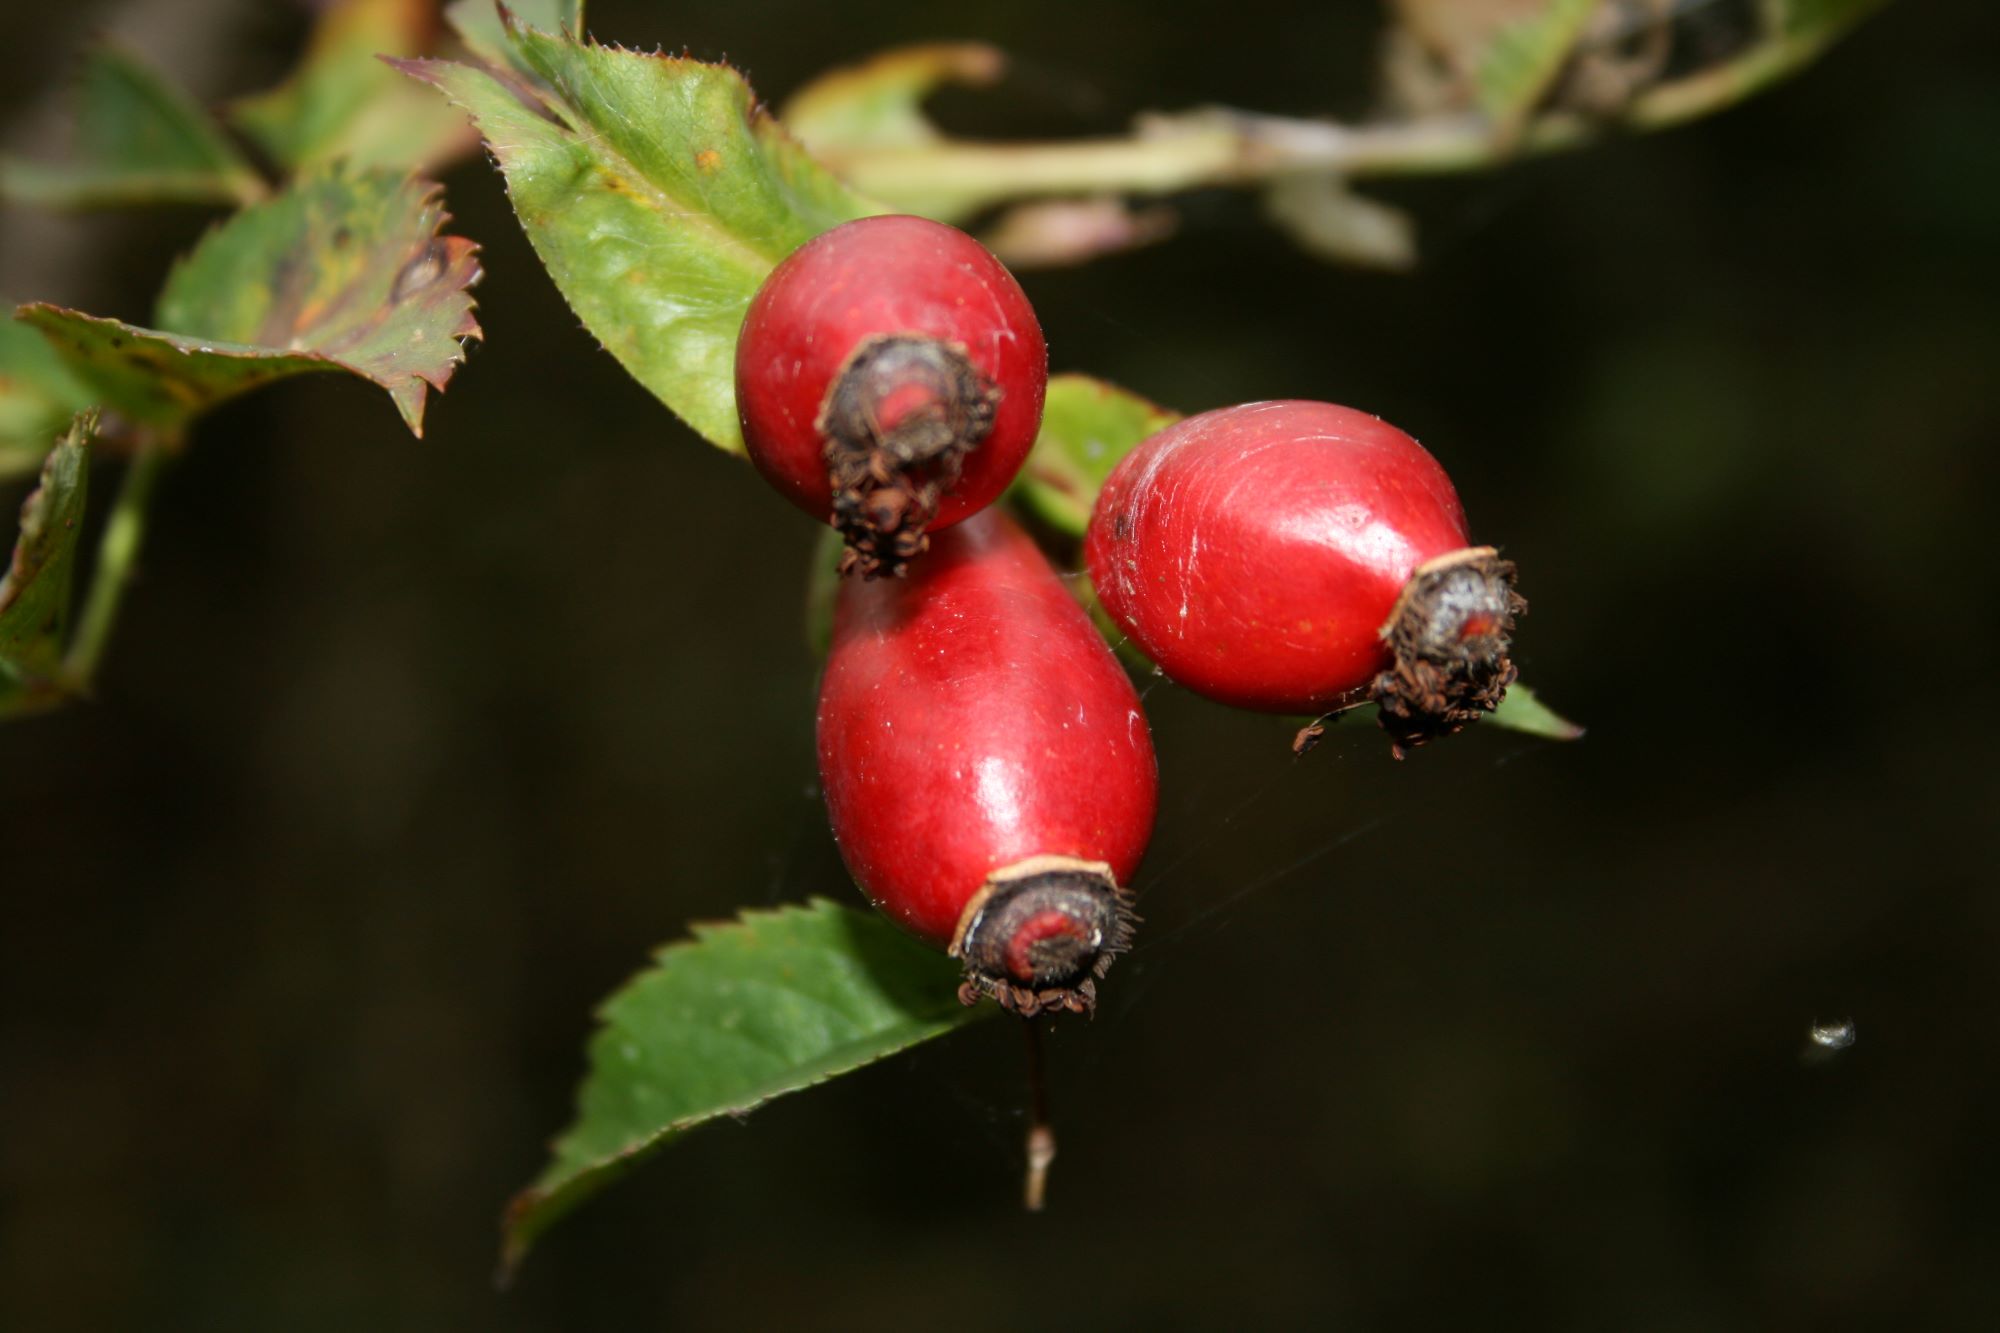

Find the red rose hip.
[
  {"left": 818, "top": 508, "right": 1156, "bottom": 1015},
  {"left": 737, "top": 215, "right": 1048, "bottom": 578},
  {"left": 1084, "top": 400, "right": 1524, "bottom": 756}
]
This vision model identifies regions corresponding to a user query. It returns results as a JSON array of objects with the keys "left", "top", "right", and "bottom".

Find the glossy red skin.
[
  {"left": 818, "top": 509, "right": 1157, "bottom": 949},
  {"left": 737, "top": 215, "right": 1047, "bottom": 529},
  {"left": 1085, "top": 400, "right": 1471, "bottom": 714}
]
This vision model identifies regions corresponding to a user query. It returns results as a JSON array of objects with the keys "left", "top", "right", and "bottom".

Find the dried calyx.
[
  {"left": 950, "top": 855, "right": 1138, "bottom": 1018},
  {"left": 818, "top": 334, "right": 1000, "bottom": 579},
  {"left": 1370, "top": 545, "right": 1525, "bottom": 758}
]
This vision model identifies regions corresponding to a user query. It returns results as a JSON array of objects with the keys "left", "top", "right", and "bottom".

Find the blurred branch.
[{"left": 819, "top": 3, "right": 1886, "bottom": 220}]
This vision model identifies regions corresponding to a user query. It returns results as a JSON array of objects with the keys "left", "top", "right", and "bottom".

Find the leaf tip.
[
  {"left": 390, "top": 382, "right": 430, "bottom": 437},
  {"left": 496, "top": 1186, "right": 544, "bottom": 1284},
  {"left": 381, "top": 54, "right": 441, "bottom": 85}
]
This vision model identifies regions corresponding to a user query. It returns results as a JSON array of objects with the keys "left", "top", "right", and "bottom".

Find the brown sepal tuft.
[
  {"left": 819, "top": 334, "right": 1000, "bottom": 579},
  {"left": 950, "top": 857, "right": 1139, "bottom": 1018},
  {"left": 1369, "top": 546, "right": 1526, "bottom": 758}
]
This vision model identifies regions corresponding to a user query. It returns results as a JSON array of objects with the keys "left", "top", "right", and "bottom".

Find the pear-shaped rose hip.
[
  {"left": 1084, "top": 399, "right": 1524, "bottom": 756},
  {"left": 737, "top": 215, "right": 1047, "bottom": 578},
  {"left": 818, "top": 508, "right": 1156, "bottom": 1015}
]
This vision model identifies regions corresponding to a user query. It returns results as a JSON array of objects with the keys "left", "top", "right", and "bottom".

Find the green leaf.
[
  {"left": 0, "top": 415, "right": 91, "bottom": 716},
  {"left": 0, "top": 43, "right": 261, "bottom": 209},
  {"left": 446, "top": 0, "right": 585, "bottom": 71},
  {"left": 1770, "top": 0, "right": 1891, "bottom": 39},
  {"left": 16, "top": 166, "right": 480, "bottom": 437},
  {"left": 400, "top": 24, "right": 878, "bottom": 453},
  {"left": 231, "top": 0, "right": 474, "bottom": 176},
  {"left": 783, "top": 43, "right": 1005, "bottom": 156},
  {"left": 14, "top": 309, "right": 339, "bottom": 433},
  {"left": 0, "top": 323, "right": 94, "bottom": 480},
  {"left": 1010, "top": 373, "right": 1179, "bottom": 537},
  {"left": 1482, "top": 681, "right": 1584, "bottom": 741},
  {"left": 505, "top": 898, "right": 982, "bottom": 1271},
  {"left": 1473, "top": 0, "right": 1601, "bottom": 129}
]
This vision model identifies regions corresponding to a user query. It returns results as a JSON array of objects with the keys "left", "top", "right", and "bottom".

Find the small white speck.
[{"left": 1801, "top": 1017, "right": 1857, "bottom": 1066}]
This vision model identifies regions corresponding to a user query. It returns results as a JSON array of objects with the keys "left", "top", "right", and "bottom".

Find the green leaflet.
[
  {"left": 402, "top": 23, "right": 878, "bottom": 453},
  {"left": 1774, "top": 0, "right": 1893, "bottom": 39},
  {"left": 446, "top": 0, "right": 585, "bottom": 73},
  {"left": 0, "top": 323, "right": 94, "bottom": 480},
  {"left": 1473, "top": 0, "right": 1601, "bottom": 129},
  {"left": 0, "top": 43, "right": 261, "bottom": 209},
  {"left": 0, "top": 417, "right": 91, "bottom": 716},
  {"left": 783, "top": 42, "right": 1006, "bottom": 157},
  {"left": 503, "top": 899, "right": 982, "bottom": 1272},
  {"left": 1010, "top": 373, "right": 1181, "bottom": 537},
  {"left": 1484, "top": 682, "right": 1585, "bottom": 741}
]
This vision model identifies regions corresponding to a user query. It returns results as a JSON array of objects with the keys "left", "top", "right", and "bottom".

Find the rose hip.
[
  {"left": 1084, "top": 399, "right": 1524, "bottom": 756},
  {"left": 737, "top": 215, "right": 1047, "bottom": 578},
  {"left": 817, "top": 508, "right": 1156, "bottom": 1015}
]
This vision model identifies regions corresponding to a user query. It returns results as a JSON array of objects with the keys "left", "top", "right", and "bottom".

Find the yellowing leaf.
[{"left": 17, "top": 167, "right": 481, "bottom": 437}]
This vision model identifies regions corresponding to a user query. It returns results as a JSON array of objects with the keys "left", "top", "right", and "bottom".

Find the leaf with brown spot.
[{"left": 15, "top": 166, "right": 480, "bottom": 437}]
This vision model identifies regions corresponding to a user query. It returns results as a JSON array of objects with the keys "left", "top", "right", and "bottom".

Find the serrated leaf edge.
[{"left": 500, "top": 897, "right": 979, "bottom": 1270}]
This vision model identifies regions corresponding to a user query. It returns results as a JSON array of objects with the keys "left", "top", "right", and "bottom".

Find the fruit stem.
[
  {"left": 60, "top": 435, "right": 172, "bottom": 694},
  {"left": 1022, "top": 1017, "right": 1056, "bottom": 1212},
  {"left": 1290, "top": 695, "right": 1373, "bottom": 755}
]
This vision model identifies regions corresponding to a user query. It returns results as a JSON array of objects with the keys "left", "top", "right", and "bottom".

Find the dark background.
[{"left": 3, "top": 1, "right": 1996, "bottom": 1329}]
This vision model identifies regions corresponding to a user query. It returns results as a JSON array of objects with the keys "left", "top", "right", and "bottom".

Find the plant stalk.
[
  {"left": 827, "top": 10, "right": 1882, "bottom": 218},
  {"left": 61, "top": 439, "right": 170, "bottom": 692}
]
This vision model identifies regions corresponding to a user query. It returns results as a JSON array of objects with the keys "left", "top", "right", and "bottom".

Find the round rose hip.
[
  {"left": 818, "top": 507, "right": 1157, "bottom": 1016},
  {"left": 737, "top": 215, "right": 1047, "bottom": 578},
  {"left": 1084, "top": 399, "right": 1524, "bottom": 756}
]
